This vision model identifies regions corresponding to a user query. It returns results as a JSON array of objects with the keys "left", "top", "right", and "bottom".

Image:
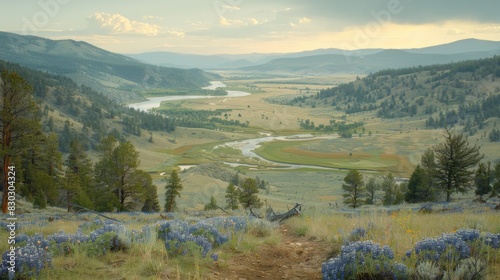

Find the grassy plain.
[
  {"left": 8, "top": 73, "right": 500, "bottom": 279},
  {"left": 124, "top": 73, "right": 499, "bottom": 212}
]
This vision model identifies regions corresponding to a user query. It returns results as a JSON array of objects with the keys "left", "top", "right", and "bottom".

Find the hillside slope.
[
  {"left": 0, "top": 60, "right": 177, "bottom": 152},
  {"left": 269, "top": 56, "right": 500, "bottom": 135},
  {"left": 241, "top": 48, "right": 500, "bottom": 75},
  {"left": 0, "top": 31, "right": 216, "bottom": 103}
]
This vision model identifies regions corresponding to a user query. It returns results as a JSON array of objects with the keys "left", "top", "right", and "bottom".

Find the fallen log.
[{"left": 266, "top": 203, "right": 302, "bottom": 223}]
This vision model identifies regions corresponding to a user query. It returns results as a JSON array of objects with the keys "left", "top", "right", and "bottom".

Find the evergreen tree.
[
  {"left": 420, "top": 148, "right": 438, "bottom": 198},
  {"left": 474, "top": 162, "right": 492, "bottom": 198},
  {"left": 365, "top": 177, "right": 379, "bottom": 205},
  {"left": 164, "top": 170, "right": 182, "bottom": 212},
  {"left": 231, "top": 173, "right": 240, "bottom": 186},
  {"left": 94, "top": 137, "right": 142, "bottom": 211},
  {"left": 136, "top": 170, "right": 160, "bottom": 212},
  {"left": 434, "top": 128, "right": 483, "bottom": 202},
  {"left": 127, "top": 169, "right": 156, "bottom": 211},
  {"left": 0, "top": 70, "right": 41, "bottom": 213},
  {"left": 492, "top": 162, "right": 500, "bottom": 197},
  {"left": 405, "top": 165, "right": 435, "bottom": 203},
  {"left": 204, "top": 195, "right": 218, "bottom": 210},
  {"left": 65, "top": 138, "right": 94, "bottom": 211},
  {"left": 225, "top": 182, "right": 239, "bottom": 210},
  {"left": 238, "top": 178, "right": 262, "bottom": 210},
  {"left": 141, "top": 183, "right": 160, "bottom": 212},
  {"left": 382, "top": 173, "right": 398, "bottom": 206},
  {"left": 342, "top": 169, "right": 366, "bottom": 208}
]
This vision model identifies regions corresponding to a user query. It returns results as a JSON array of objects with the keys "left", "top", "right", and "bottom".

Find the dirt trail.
[{"left": 210, "top": 225, "right": 332, "bottom": 280}]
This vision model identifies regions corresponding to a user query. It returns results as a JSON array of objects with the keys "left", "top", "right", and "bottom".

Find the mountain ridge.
[
  {"left": 0, "top": 31, "right": 216, "bottom": 103},
  {"left": 126, "top": 38, "right": 500, "bottom": 71}
]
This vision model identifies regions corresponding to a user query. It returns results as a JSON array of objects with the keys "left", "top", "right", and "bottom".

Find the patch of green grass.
[{"left": 254, "top": 139, "right": 400, "bottom": 172}]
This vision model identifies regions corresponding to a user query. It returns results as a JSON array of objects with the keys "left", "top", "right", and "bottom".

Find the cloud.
[
  {"left": 143, "top": 15, "right": 164, "bottom": 20},
  {"left": 288, "top": 0, "right": 500, "bottom": 26},
  {"left": 299, "top": 17, "right": 311, "bottom": 24},
  {"left": 89, "top": 12, "right": 160, "bottom": 36},
  {"left": 219, "top": 16, "right": 261, "bottom": 26},
  {"left": 167, "top": 30, "right": 185, "bottom": 37}
]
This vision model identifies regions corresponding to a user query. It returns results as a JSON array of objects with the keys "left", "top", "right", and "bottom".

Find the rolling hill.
[
  {"left": 126, "top": 38, "right": 500, "bottom": 74},
  {"left": 0, "top": 59, "right": 178, "bottom": 152},
  {"left": 240, "top": 47, "right": 500, "bottom": 75},
  {"left": 270, "top": 55, "right": 500, "bottom": 134},
  {"left": 0, "top": 31, "right": 216, "bottom": 103}
]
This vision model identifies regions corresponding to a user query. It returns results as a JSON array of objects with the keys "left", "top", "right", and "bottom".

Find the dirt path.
[{"left": 210, "top": 225, "right": 332, "bottom": 280}]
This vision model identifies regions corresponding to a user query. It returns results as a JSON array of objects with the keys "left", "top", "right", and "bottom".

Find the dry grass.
[{"left": 285, "top": 206, "right": 500, "bottom": 259}]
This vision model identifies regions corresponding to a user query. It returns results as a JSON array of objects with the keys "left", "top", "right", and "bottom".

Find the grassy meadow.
[{"left": 6, "top": 75, "right": 500, "bottom": 279}]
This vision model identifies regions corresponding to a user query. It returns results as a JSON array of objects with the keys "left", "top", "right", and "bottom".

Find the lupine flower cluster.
[
  {"left": 157, "top": 216, "right": 248, "bottom": 259},
  {"left": 1, "top": 234, "right": 52, "bottom": 280},
  {"left": 408, "top": 234, "right": 470, "bottom": 264},
  {"left": 483, "top": 232, "right": 500, "bottom": 249},
  {"left": 405, "top": 228, "right": 498, "bottom": 264},
  {"left": 89, "top": 222, "right": 126, "bottom": 242},
  {"left": 321, "top": 240, "right": 408, "bottom": 280},
  {"left": 346, "top": 227, "right": 366, "bottom": 242},
  {"left": 0, "top": 217, "right": 153, "bottom": 279},
  {"left": 406, "top": 228, "right": 500, "bottom": 276}
]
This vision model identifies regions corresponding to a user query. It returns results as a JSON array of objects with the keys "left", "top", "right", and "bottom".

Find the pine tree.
[
  {"left": 231, "top": 173, "right": 240, "bottom": 186},
  {"left": 434, "top": 128, "right": 483, "bottom": 202},
  {"left": 164, "top": 170, "right": 182, "bottom": 212},
  {"left": 0, "top": 70, "right": 41, "bottom": 213},
  {"left": 365, "top": 177, "right": 379, "bottom": 205},
  {"left": 382, "top": 173, "right": 397, "bottom": 206},
  {"left": 342, "top": 169, "right": 366, "bottom": 208},
  {"left": 94, "top": 137, "right": 142, "bottom": 211},
  {"left": 238, "top": 178, "right": 262, "bottom": 210},
  {"left": 127, "top": 169, "right": 157, "bottom": 211},
  {"left": 475, "top": 162, "right": 492, "bottom": 198},
  {"left": 204, "top": 195, "right": 218, "bottom": 210},
  {"left": 492, "top": 162, "right": 500, "bottom": 197},
  {"left": 65, "top": 138, "right": 93, "bottom": 211},
  {"left": 405, "top": 165, "right": 435, "bottom": 203},
  {"left": 225, "top": 183, "right": 239, "bottom": 210}
]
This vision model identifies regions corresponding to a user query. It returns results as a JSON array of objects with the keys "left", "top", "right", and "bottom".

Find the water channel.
[
  {"left": 127, "top": 81, "right": 250, "bottom": 112},
  {"left": 127, "top": 82, "right": 341, "bottom": 170}
]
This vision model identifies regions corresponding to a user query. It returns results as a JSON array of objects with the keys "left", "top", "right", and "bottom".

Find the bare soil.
[{"left": 210, "top": 225, "right": 332, "bottom": 280}]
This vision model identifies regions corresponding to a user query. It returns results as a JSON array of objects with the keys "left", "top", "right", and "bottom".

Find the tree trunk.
[{"left": 2, "top": 155, "right": 11, "bottom": 213}]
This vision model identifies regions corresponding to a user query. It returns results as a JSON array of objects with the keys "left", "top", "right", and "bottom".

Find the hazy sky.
[{"left": 1, "top": 0, "right": 500, "bottom": 54}]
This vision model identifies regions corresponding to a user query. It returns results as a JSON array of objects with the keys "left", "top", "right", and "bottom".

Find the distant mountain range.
[
  {"left": 0, "top": 31, "right": 216, "bottom": 103},
  {"left": 127, "top": 38, "right": 500, "bottom": 75}
]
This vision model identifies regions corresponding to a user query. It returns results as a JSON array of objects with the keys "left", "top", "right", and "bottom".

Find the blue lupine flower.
[{"left": 322, "top": 240, "right": 407, "bottom": 280}]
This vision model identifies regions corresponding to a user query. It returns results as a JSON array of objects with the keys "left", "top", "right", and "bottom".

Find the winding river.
[
  {"left": 127, "top": 81, "right": 250, "bottom": 111},
  {"left": 126, "top": 82, "right": 341, "bottom": 170},
  {"left": 218, "top": 134, "right": 343, "bottom": 170}
]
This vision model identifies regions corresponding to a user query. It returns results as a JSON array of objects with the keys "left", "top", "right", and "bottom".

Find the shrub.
[
  {"left": 157, "top": 216, "right": 249, "bottom": 259},
  {"left": 321, "top": 240, "right": 408, "bottom": 280}
]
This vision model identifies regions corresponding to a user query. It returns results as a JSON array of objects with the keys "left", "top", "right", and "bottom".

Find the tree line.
[
  {"left": 280, "top": 56, "right": 500, "bottom": 138},
  {"left": 0, "top": 60, "right": 177, "bottom": 152},
  {"left": 163, "top": 170, "right": 264, "bottom": 212},
  {"left": 0, "top": 69, "right": 163, "bottom": 212},
  {"left": 342, "top": 128, "right": 497, "bottom": 208}
]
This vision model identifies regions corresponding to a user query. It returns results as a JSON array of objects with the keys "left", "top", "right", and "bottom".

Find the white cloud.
[
  {"left": 143, "top": 15, "right": 164, "bottom": 20},
  {"left": 219, "top": 16, "right": 262, "bottom": 27},
  {"left": 167, "top": 30, "right": 185, "bottom": 37},
  {"left": 89, "top": 12, "right": 160, "bottom": 36},
  {"left": 299, "top": 17, "right": 311, "bottom": 24}
]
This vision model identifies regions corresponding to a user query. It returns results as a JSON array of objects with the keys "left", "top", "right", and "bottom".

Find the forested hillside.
[
  {"left": 0, "top": 31, "right": 216, "bottom": 102},
  {"left": 276, "top": 56, "right": 500, "bottom": 137},
  {"left": 0, "top": 60, "right": 175, "bottom": 152},
  {"left": 0, "top": 62, "right": 168, "bottom": 212}
]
